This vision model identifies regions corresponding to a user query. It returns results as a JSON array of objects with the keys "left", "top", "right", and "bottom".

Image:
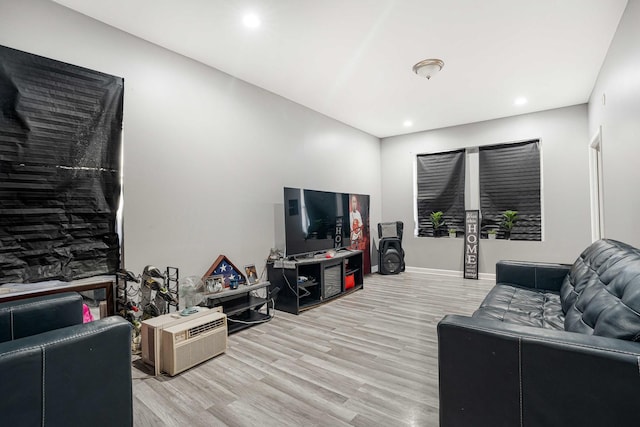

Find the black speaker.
[
  {"left": 378, "top": 237, "right": 405, "bottom": 275},
  {"left": 377, "top": 221, "right": 405, "bottom": 275}
]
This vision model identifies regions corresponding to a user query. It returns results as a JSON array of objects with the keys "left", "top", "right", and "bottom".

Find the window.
[
  {"left": 415, "top": 150, "right": 465, "bottom": 236},
  {"left": 415, "top": 140, "right": 542, "bottom": 241},
  {"left": 0, "top": 46, "right": 124, "bottom": 284},
  {"left": 479, "top": 140, "right": 541, "bottom": 241}
]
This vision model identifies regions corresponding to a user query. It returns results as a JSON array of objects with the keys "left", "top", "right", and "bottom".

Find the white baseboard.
[
  {"left": 371, "top": 265, "right": 379, "bottom": 273},
  {"left": 478, "top": 272, "right": 496, "bottom": 281},
  {"left": 404, "top": 266, "right": 496, "bottom": 281}
]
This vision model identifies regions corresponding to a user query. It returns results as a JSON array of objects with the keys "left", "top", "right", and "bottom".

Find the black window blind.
[
  {"left": 479, "top": 140, "right": 541, "bottom": 240},
  {"left": 416, "top": 150, "right": 465, "bottom": 236},
  {"left": 0, "top": 45, "right": 124, "bottom": 284}
]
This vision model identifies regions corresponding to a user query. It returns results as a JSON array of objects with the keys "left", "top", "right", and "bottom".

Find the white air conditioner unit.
[
  {"left": 141, "top": 307, "right": 223, "bottom": 376},
  {"left": 161, "top": 311, "right": 227, "bottom": 376}
]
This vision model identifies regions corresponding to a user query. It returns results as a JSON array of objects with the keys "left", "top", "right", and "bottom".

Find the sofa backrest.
[
  {"left": 560, "top": 239, "right": 640, "bottom": 341},
  {"left": 0, "top": 292, "right": 83, "bottom": 343}
]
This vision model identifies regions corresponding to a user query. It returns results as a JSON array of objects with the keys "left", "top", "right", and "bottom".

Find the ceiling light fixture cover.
[{"left": 413, "top": 58, "right": 444, "bottom": 80}]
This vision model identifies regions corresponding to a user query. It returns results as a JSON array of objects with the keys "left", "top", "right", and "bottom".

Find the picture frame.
[
  {"left": 244, "top": 264, "right": 258, "bottom": 285},
  {"left": 205, "top": 275, "right": 224, "bottom": 293}
]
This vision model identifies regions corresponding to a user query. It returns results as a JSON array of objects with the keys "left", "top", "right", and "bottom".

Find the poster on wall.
[
  {"left": 464, "top": 210, "right": 479, "bottom": 279},
  {"left": 348, "top": 193, "right": 371, "bottom": 274}
]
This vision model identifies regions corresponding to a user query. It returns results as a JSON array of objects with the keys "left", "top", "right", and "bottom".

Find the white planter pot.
[{"left": 488, "top": 234, "right": 496, "bottom": 240}]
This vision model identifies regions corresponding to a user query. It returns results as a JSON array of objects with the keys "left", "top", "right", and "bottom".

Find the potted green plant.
[
  {"left": 430, "top": 211, "right": 445, "bottom": 237},
  {"left": 487, "top": 229, "right": 497, "bottom": 240},
  {"left": 448, "top": 228, "right": 456, "bottom": 238},
  {"left": 501, "top": 210, "right": 518, "bottom": 240}
]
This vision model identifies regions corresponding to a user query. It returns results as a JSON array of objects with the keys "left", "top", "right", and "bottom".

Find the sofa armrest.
[
  {"left": 0, "top": 316, "right": 133, "bottom": 427},
  {"left": 438, "top": 314, "right": 640, "bottom": 427},
  {"left": 496, "top": 260, "right": 571, "bottom": 292},
  {"left": 0, "top": 292, "right": 84, "bottom": 343}
]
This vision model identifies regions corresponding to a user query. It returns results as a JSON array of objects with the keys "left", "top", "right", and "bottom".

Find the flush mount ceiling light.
[{"left": 413, "top": 58, "right": 444, "bottom": 80}]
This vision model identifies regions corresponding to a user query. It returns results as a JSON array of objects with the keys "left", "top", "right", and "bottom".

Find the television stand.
[{"left": 267, "top": 250, "right": 363, "bottom": 315}]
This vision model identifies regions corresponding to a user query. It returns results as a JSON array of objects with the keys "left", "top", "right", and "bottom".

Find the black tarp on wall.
[{"left": 0, "top": 45, "right": 124, "bottom": 284}]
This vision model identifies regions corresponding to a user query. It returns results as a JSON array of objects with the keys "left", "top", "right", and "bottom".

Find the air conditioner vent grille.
[{"left": 188, "top": 317, "right": 225, "bottom": 339}]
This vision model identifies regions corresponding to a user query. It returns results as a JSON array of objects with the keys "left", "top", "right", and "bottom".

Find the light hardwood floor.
[{"left": 132, "top": 272, "right": 495, "bottom": 426}]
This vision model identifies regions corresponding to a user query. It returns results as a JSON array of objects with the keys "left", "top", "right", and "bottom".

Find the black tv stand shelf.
[
  {"left": 222, "top": 295, "right": 268, "bottom": 317},
  {"left": 267, "top": 250, "right": 364, "bottom": 315},
  {"left": 298, "top": 279, "right": 319, "bottom": 288},
  {"left": 202, "top": 282, "right": 271, "bottom": 334}
]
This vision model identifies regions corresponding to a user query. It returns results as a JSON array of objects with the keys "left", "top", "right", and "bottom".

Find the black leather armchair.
[
  {"left": 438, "top": 240, "right": 640, "bottom": 427},
  {"left": 0, "top": 292, "right": 133, "bottom": 427}
]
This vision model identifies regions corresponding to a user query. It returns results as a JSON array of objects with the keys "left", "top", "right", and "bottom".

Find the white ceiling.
[{"left": 52, "top": 0, "right": 627, "bottom": 138}]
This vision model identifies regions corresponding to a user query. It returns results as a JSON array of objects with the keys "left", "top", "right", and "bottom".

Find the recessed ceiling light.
[
  {"left": 243, "top": 13, "right": 261, "bottom": 28},
  {"left": 403, "top": 120, "right": 413, "bottom": 127},
  {"left": 514, "top": 97, "right": 528, "bottom": 106}
]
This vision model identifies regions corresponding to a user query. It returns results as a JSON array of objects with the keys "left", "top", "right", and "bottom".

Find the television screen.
[{"left": 283, "top": 187, "right": 350, "bottom": 257}]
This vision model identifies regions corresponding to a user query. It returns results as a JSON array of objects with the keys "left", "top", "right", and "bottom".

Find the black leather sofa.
[
  {"left": 0, "top": 292, "right": 133, "bottom": 427},
  {"left": 438, "top": 239, "right": 640, "bottom": 427}
]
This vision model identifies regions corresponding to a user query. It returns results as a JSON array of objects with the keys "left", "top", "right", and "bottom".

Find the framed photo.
[
  {"left": 244, "top": 264, "right": 258, "bottom": 284},
  {"left": 205, "top": 275, "right": 224, "bottom": 293}
]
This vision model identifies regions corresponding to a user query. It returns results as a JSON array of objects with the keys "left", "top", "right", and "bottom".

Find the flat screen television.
[{"left": 283, "top": 187, "right": 351, "bottom": 257}]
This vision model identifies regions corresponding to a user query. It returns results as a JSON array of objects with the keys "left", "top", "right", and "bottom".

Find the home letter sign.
[{"left": 464, "top": 210, "right": 479, "bottom": 279}]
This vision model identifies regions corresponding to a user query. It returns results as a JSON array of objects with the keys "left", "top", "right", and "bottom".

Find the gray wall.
[
  {"left": 588, "top": 0, "right": 640, "bottom": 247},
  {"left": 0, "top": 0, "right": 381, "bottom": 277},
  {"left": 381, "top": 105, "right": 592, "bottom": 274}
]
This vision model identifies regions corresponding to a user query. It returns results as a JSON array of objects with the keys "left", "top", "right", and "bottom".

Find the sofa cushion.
[
  {"left": 0, "top": 316, "right": 133, "bottom": 427},
  {"left": 473, "top": 284, "right": 564, "bottom": 330},
  {"left": 560, "top": 239, "right": 640, "bottom": 341}
]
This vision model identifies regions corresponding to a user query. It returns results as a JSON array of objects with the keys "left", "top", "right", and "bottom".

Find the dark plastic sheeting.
[
  {"left": 479, "top": 140, "right": 541, "bottom": 241},
  {"left": 416, "top": 149, "right": 466, "bottom": 237},
  {"left": 0, "top": 45, "right": 123, "bottom": 284}
]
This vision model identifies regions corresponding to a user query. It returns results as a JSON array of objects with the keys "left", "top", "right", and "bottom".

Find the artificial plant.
[
  {"left": 501, "top": 210, "right": 518, "bottom": 238},
  {"left": 430, "top": 211, "right": 445, "bottom": 236}
]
